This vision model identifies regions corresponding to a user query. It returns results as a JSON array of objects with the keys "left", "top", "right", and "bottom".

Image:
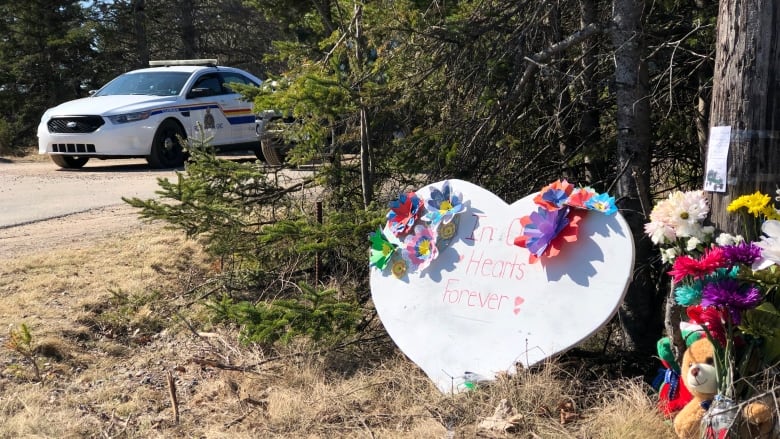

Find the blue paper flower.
[
  {"left": 585, "top": 193, "right": 618, "bottom": 215},
  {"left": 423, "top": 181, "right": 464, "bottom": 225}
]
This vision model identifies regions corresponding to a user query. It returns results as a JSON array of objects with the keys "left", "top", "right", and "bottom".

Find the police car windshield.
[{"left": 94, "top": 71, "right": 191, "bottom": 97}]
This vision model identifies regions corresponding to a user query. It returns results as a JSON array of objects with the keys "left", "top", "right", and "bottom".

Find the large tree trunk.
[
  {"left": 579, "top": 0, "right": 600, "bottom": 182},
  {"left": 180, "top": 0, "right": 198, "bottom": 59},
  {"left": 611, "top": 0, "right": 660, "bottom": 353},
  {"left": 132, "top": 0, "right": 149, "bottom": 68},
  {"left": 708, "top": 0, "right": 780, "bottom": 238}
]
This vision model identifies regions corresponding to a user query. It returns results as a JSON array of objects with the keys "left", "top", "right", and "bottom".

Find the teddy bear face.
[{"left": 682, "top": 338, "right": 718, "bottom": 398}]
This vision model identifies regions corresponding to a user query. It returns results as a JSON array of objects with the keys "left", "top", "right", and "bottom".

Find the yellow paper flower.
[
  {"left": 391, "top": 259, "right": 407, "bottom": 278},
  {"left": 438, "top": 222, "right": 457, "bottom": 240},
  {"left": 728, "top": 191, "right": 771, "bottom": 218}
]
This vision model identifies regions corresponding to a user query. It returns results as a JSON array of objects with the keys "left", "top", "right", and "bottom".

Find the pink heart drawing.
[
  {"left": 513, "top": 296, "right": 524, "bottom": 315},
  {"left": 370, "top": 179, "right": 634, "bottom": 393}
]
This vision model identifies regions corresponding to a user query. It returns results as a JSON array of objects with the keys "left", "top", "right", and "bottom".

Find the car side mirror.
[{"left": 187, "top": 88, "right": 212, "bottom": 99}]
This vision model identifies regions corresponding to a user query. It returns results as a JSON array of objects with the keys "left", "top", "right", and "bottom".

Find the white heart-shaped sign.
[{"left": 370, "top": 179, "right": 634, "bottom": 393}]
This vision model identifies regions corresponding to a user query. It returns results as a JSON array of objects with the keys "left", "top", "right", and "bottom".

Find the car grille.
[
  {"left": 52, "top": 143, "right": 96, "bottom": 153},
  {"left": 47, "top": 116, "right": 105, "bottom": 133}
]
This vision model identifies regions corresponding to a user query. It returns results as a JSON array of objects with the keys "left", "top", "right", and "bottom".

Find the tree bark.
[
  {"left": 707, "top": 0, "right": 780, "bottom": 239},
  {"left": 578, "top": 0, "right": 600, "bottom": 181},
  {"left": 132, "top": 0, "right": 149, "bottom": 68},
  {"left": 354, "top": 4, "right": 373, "bottom": 208},
  {"left": 612, "top": 0, "right": 660, "bottom": 353},
  {"left": 180, "top": 0, "right": 198, "bottom": 59}
]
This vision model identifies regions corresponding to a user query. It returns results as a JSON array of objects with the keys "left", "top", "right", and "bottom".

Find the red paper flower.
[
  {"left": 566, "top": 187, "right": 596, "bottom": 209},
  {"left": 386, "top": 192, "right": 424, "bottom": 237},
  {"left": 533, "top": 179, "right": 574, "bottom": 211}
]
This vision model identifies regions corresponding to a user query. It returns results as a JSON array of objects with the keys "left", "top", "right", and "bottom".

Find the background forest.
[{"left": 1, "top": 0, "right": 721, "bottom": 361}]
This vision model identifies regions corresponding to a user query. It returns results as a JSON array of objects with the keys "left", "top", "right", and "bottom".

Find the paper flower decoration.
[
  {"left": 514, "top": 207, "right": 583, "bottom": 264},
  {"left": 585, "top": 193, "right": 618, "bottom": 215},
  {"left": 391, "top": 259, "right": 407, "bottom": 278},
  {"left": 533, "top": 179, "right": 574, "bottom": 211},
  {"left": 423, "top": 181, "right": 465, "bottom": 225},
  {"left": 438, "top": 221, "right": 457, "bottom": 240},
  {"left": 371, "top": 180, "right": 469, "bottom": 277},
  {"left": 387, "top": 192, "right": 424, "bottom": 237},
  {"left": 403, "top": 225, "right": 438, "bottom": 270},
  {"left": 566, "top": 187, "right": 596, "bottom": 209},
  {"left": 369, "top": 228, "right": 397, "bottom": 270},
  {"left": 514, "top": 180, "right": 615, "bottom": 264}
]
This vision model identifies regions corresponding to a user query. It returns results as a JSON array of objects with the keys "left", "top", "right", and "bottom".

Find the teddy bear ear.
[{"left": 680, "top": 322, "right": 704, "bottom": 346}]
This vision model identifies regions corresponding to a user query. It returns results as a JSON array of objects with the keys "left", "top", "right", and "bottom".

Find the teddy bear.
[{"left": 674, "top": 337, "right": 776, "bottom": 439}]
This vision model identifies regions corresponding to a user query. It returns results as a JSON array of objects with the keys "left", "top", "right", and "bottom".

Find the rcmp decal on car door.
[{"left": 204, "top": 108, "right": 216, "bottom": 130}]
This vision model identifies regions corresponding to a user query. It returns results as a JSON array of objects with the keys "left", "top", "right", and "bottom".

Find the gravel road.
[
  {"left": 0, "top": 157, "right": 178, "bottom": 228},
  {"left": 0, "top": 154, "right": 316, "bottom": 259},
  {"left": 0, "top": 157, "right": 179, "bottom": 259}
]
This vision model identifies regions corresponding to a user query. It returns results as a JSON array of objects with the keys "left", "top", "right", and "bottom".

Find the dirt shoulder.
[
  {"left": 0, "top": 154, "right": 177, "bottom": 259},
  {"left": 0, "top": 203, "right": 157, "bottom": 260}
]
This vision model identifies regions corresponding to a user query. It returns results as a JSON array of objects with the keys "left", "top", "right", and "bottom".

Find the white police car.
[{"left": 37, "top": 59, "right": 263, "bottom": 168}]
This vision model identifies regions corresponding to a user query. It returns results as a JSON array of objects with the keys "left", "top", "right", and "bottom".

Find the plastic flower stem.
[
  {"left": 741, "top": 213, "right": 750, "bottom": 245},
  {"left": 704, "top": 321, "right": 732, "bottom": 398},
  {"left": 722, "top": 313, "right": 736, "bottom": 399},
  {"left": 736, "top": 340, "right": 756, "bottom": 398}
]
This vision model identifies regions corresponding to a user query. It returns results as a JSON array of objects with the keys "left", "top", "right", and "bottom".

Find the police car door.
[
  {"left": 186, "top": 73, "right": 230, "bottom": 144},
  {"left": 218, "top": 72, "right": 258, "bottom": 143}
]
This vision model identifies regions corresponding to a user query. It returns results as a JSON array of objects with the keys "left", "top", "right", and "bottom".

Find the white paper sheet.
[{"left": 703, "top": 126, "right": 731, "bottom": 192}]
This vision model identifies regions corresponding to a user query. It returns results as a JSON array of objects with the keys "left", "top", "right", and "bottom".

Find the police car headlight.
[{"left": 107, "top": 111, "right": 151, "bottom": 124}]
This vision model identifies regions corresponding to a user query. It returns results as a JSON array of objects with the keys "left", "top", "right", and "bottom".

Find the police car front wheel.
[
  {"left": 147, "top": 120, "right": 186, "bottom": 169},
  {"left": 51, "top": 155, "right": 89, "bottom": 169}
]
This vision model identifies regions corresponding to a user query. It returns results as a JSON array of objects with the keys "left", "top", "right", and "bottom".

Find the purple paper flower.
[
  {"left": 518, "top": 207, "right": 570, "bottom": 258},
  {"left": 721, "top": 241, "right": 762, "bottom": 266},
  {"left": 701, "top": 278, "right": 762, "bottom": 324}
]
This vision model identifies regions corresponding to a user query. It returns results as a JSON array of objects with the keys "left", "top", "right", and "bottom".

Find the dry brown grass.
[
  {"left": 0, "top": 147, "right": 46, "bottom": 161},
  {"left": 0, "top": 225, "right": 677, "bottom": 438}
]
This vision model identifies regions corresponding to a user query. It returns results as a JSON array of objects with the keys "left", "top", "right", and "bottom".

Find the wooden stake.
[{"left": 167, "top": 370, "right": 179, "bottom": 424}]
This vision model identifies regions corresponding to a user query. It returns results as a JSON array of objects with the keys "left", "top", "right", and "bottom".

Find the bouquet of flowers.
[{"left": 647, "top": 188, "right": 780, "bottom": 427}]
